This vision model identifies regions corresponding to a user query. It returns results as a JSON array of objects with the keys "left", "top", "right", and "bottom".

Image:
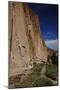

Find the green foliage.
[
  {"left": 32, "top": 63, "right": 44, "bottom": 75},
  {"left": 15, "top": 76, "right": 54, "bottom": 88},
  {"left": 51, "top": 53, "right": 58, "bottom": 65},
  {"left": 46, "top": 64, "right": 58, "bottom": 80},
  {"left": 32, "top": 77, "right": 54, "bottom": 87}
]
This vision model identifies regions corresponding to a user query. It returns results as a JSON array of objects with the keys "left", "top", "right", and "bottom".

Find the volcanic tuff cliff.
[{"left": 8, "top": 2, "right": 57, "bottom": 77}]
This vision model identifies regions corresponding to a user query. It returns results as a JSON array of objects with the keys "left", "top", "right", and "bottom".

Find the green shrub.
[
  {"left": 32, "top": 77, "right": 54, "bottom": 87},
  {"left": 32, "top": 63, "right": 44, "bottom": 75},
  {"left": 46, "top": 64, "right": 58, "bottom": 80},
  {"left": 51, "top": 53, "right": 58, "bottom": 65}
]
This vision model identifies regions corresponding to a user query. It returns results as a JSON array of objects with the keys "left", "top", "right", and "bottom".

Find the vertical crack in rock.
[{"left": 23, "top": 4, "right": 36, "bottom": 61}]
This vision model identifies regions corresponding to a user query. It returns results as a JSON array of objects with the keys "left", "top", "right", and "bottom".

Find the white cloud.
[{"left": 45, "top": 39, "right": 58, "bottom": 51}]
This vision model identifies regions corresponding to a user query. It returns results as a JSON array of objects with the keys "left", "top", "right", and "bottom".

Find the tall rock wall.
[{"left": 9, "top": 2, "right": 56, "bottom": 77}]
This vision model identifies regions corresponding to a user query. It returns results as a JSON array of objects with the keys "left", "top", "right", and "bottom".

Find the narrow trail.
[{"left": 40, "top": 63, "right": 46, "bottom": 77}]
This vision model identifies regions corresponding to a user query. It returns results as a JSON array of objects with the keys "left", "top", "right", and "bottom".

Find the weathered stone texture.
[{"left": 9, "top": 2, "right": 57, "bottom": 77}]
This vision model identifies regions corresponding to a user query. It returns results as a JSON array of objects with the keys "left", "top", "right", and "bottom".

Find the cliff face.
[{"left": 9, "top": 2, "right": 56, "bottom": 77}]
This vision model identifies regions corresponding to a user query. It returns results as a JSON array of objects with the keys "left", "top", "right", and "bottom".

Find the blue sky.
[{"left": 28, "top": 3, "right": 58, "bottom": 51}]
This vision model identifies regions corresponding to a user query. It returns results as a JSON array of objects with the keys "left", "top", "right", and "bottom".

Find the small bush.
[
  {"left": 32, "top": 77, "right": 54, "bottom": 87},
  {"left": 51, "top": 53, "right": 58, "bottom": 65},
  {"left": 32, "top": 63, "right": 44, "bottom": 75},
  {"left": 46, "top": 64, "right": 58, "bottom": 80}
]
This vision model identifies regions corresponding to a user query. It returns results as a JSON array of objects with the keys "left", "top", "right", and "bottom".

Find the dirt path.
[{"left": 40, "top": 63, "right": 46, "bottom": 77}]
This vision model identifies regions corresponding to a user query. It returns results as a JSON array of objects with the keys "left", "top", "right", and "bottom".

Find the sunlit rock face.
[{"left": 9, "top": 2, "right": 56, "bottom": 77}]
